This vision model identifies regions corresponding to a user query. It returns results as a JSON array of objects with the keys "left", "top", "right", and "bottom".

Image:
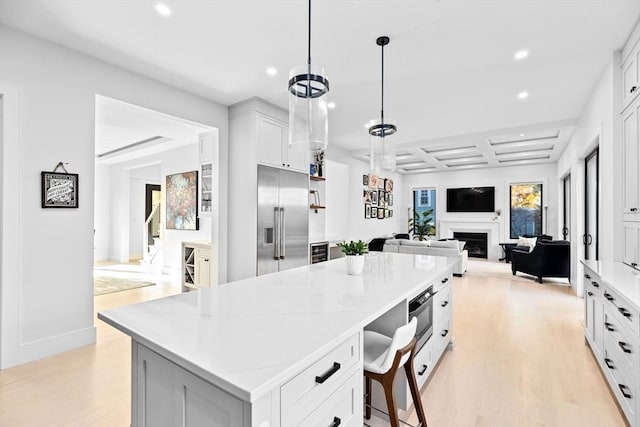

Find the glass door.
[
  {"left": 584, "top": 148, "right": 599, "bottom": 260},
  {"left": 562, "top": 174, "right": 571, "bottom": 241}
]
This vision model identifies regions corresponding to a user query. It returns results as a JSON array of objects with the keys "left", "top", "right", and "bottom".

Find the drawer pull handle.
[
  {"left": 632, "top": 263, "right": 639, "bottom": 268},
  {"left": 631, "top": 86, "right": 637, "bottom": 94},
  {"left": 441, "top": 301, "right": 449, "bottom": 307},
  {"left": 632, "top": 208, "right": 639, "bottom": 212},
  {"left": 315, "top": 362, "right": 341, "bottom": 384},
  {"left": 418, "top": 364, "right": 428, "bottom": 376},
  {"left": 591, "top": 281, "right": 599, "bottom": 288},
  {"left": 442, "top": 277, "right": 449, "bottom": 283},
  {"left": 584, "top": 274, "right": 591, "bottom": 279},
  {"left": 619, "top": 384, "right": 632, "bottom": 399},
  {"left": 441, "top": 329, "right": 449, "bottom": 337},
  {"left": 619, "top": 341, "right": 632, "bottom": 354},
  {"left": 605, "top": 322, "right": 615, "bottom": 332},
  {"left": 587, "top": 291, "right": 593, "bottom": 297},
  {"left": 329, "top": 416, "right": 341, "bottom": 427},
  {"left": 604, "top": 292, "right": 614, "bottom": 302},
  {"left": 605, "top": 358, "right": 615, "bottom": 369},
  {"left": 618, "top": 307, "right": 632, "bottom": 318}
]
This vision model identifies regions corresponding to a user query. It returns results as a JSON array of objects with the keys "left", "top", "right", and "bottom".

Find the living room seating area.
[{"left": 511, "top": 239, "right": 570, "bottom": 283}]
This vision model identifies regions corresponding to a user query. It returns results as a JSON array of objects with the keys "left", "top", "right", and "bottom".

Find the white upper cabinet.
[
  {"left": 257, "top": 114, "right": 307, "bottom": 173},
  {"left": 623, "top": 222, "right": 640, "bottom": 269},
  {"left": 622, "top": 39, "right": 640, "bottom": 109},
  {"left": 623, "top": 99, "right": 640, "bottom": 220}
]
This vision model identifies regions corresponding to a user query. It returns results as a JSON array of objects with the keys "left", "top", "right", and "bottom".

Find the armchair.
[{"left": 511, "top": 240, "right": 570, "bottom": 283}]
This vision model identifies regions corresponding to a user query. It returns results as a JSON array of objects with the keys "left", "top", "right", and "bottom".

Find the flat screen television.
[{"left": 446, "top": 187, "right": 495, "bottom": 212}]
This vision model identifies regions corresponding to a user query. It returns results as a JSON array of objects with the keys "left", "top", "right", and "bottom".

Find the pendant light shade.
[
  {"left": 289, "top": 0, "right": 329, "bottom": 153},
  {"left": 369, "top": 36, "right": 396, "bottom": 173}
]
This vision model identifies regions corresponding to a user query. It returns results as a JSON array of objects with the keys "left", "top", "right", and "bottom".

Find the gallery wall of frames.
[{"left": 362, "top": 174, "right": 393, "bottom": 219}]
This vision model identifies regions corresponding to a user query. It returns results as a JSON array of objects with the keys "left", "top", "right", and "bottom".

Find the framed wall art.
[
  {"left": 363, "top": 174, "right": 369, "bottom": 185},
  {"left": 371, "top": 207, "right": 378, "bottom": 218},
  {"left": 166, "top": 170, "right": 199, "bottom": 230},
  {"left": 365, "top": 203, "right": 371, "bottom": 219},
  {"left": 377, "top": 207, "right": 385, "bottom": 219},
  {"left": 41, "top": 170, "right": 79, "bottom": 208}
]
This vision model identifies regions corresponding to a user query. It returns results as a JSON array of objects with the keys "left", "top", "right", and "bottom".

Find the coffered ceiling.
[{"left": 0, "top": 0, "right": 638, "bottom": 173}]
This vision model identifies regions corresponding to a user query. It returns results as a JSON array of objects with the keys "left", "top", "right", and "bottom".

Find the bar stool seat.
[{"left": 364, "top": 317, "right": 428, "bottom": 427}]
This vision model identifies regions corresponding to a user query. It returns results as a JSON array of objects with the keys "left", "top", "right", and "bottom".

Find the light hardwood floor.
[{"left": 0, "top": 260, "right": 628, "bottom": 427}]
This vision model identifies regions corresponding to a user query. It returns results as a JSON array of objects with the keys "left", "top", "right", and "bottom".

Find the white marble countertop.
[
  {"left": 582, "top": 260, "right": 640, "bottom": 309},
  {"left": 99, "top": 252, "right": 454, "bottom": 403}
]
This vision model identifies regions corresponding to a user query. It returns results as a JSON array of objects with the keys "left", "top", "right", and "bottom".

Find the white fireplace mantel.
[{"left": 438, "top": 218, "right": 502, "bottom": 260}]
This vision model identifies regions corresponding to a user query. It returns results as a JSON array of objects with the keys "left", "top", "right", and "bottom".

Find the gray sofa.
[{"left": 383, "top": 239, "right": 468, "bottom": 276}]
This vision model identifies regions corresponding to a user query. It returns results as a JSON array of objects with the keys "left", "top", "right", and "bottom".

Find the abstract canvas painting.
[{"left": 166, "top": 171, "right": 199, "bottom": 230}]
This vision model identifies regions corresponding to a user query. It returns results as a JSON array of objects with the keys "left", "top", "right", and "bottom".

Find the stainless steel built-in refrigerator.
[{"left": 257, "top": 165, "right": 309, "bottom": 276}]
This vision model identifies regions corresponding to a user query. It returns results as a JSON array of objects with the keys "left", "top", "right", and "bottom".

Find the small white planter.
[{"left": 345, "top": 254, "right": 365, "bottom": 275}]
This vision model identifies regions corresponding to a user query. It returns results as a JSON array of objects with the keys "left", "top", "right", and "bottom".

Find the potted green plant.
[
  {"left": 408, "top": 209, "right": 436, "bottom": 241},
  {"left": 338, "top": 240, "right": 368, "bottom": 275}
]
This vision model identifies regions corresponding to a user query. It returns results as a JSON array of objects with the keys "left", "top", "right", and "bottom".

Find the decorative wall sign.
[
  {"left": 166, "top": 171, "right": 199, "bottom": 230},
  {"left": 41, "top": 162, "right": 78, "bottom": 208}
]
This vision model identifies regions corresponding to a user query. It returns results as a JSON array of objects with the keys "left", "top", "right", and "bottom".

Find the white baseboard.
[{"left": 3, "top": 326, "right": 96, "bottom": 369}]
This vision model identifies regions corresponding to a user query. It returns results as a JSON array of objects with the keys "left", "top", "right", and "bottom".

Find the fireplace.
[{"left": 454, "top": 232, "right": 488, "bottom": 259}]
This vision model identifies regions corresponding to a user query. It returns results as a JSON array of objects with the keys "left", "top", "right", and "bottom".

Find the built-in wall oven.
[{"left": 409, "top": 286, "right": 436, "bottom": 352}]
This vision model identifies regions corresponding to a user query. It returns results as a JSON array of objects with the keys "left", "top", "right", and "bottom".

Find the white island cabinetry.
[
  {"left": 99, "top": 253, "right": 456, "bottom": 426},
  {"left": 582, "top": 260, "right": 640, "bottom": 427}
]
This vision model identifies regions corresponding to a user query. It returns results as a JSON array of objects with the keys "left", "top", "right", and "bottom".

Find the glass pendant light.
[
  {"left": 288, "top": 0, "right": 329, "bottom": 153},
  {"left": 369, "top": 36, "right": 396, "bottom": 173}
]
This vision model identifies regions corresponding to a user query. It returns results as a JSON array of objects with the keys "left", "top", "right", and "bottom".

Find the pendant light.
[
  {"left": 369, "top": 36, "right": 396, "bottom": 173},
  {"left": 288, "top": 0, "right": 329, "bottom": 153}
]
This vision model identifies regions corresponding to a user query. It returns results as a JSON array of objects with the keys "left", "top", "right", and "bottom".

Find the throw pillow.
[{"left": 517, "top": 236, "right": 537, "bottom": 252}]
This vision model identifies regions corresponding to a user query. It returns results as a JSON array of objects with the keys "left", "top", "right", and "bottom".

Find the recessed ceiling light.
[
  {"left": 266, "top": 67, "right": 277, "bottom": 76},
  {"left": 327, "top": 102, "right": 336, "bottom": 109},
  {"left": 155, "top": 3, "right": 172, "bottom": 16},
  {"left": 520, "top": 133, "right": 525, "bottom": 137},
  {"left": 517, "top": 91, "right": 529, "bottom": 100},
  {"left": 514, "top": 50, "right": 529, "bottom": 60}
]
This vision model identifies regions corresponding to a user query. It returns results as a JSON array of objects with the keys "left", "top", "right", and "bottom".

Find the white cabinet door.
[
  {"left": 623, "top": 101, "right": 640, "bottom": 219},
  {"left": 284, "top": 127, "right": 309, "bottom": 173},
  {"left": 622, "top": 53, "right": 639, "bottom": 109},
  {"left": 135, "top": 344, "right": 244, "bottom": 427},
  {"left": 623, "top": 222, "right": 640, "bottom": 269},
  {"left": 195, "top": 249, "right": 211, "bottom": 287},
  {"left": 257, "top": 115, "right": 286, "bottom": 168}
]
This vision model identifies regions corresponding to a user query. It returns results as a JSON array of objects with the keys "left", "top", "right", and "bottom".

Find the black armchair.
[{"left": 511, "top": 240, "right": 570, "bottom": 283}]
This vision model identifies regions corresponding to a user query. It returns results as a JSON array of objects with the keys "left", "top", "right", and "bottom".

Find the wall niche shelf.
[{"left": 309, "top": 176, "right": 326, "bottom": 182}]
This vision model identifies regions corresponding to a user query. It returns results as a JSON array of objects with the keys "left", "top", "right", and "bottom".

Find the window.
[
  {"left": 412, "top": 188, "right": 436, "bottom": 237},
  {"left": 510, "top": 183, "right": 542, "bottom": 238}
]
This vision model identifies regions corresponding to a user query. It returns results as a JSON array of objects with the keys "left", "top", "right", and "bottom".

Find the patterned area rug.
[{"left": 94, "top": 275, "right": 155, "bottom": 296}]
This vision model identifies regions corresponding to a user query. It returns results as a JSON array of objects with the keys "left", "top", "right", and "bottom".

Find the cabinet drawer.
[
  {"left": 413, "top": 339, "right": 433, "bottom": 389},
  {"left": 603, "top": 336, "right": 637, "bottom": 425},
  {"left": 433, "top": 283, "right": 451, "bottom": 323},
  {"left": 296, "top": 368, "right": 362, "bottom": 427},
  {"left": 281, "top": 333, "right": 360, "bottom": 425},
  {"left": 603, "top": 286, "right": 639, "bottom": 336},
  {"left": 604, "top": 306, "right": 639, "bottom": 374},
  {"left": 583, "top": 271, "right": 602, "bottom": 297},
  {"left": 433, "top": 313, "right": 452, "bottom": 359}
]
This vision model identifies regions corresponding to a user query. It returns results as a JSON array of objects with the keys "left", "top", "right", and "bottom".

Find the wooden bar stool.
[{"left": 364, "top": 317, "right": 428, "bottom": 427}]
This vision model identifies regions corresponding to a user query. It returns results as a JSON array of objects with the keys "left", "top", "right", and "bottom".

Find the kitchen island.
[{"left": 99, "top": 252, "right": 455, "bottom": 427}]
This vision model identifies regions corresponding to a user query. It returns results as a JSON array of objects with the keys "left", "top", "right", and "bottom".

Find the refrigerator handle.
[
  {"left": 273, "top": 207, "right": 280, "bottom": 260},
  {"left": 280, "top": 207, "right": 285, "bottom": 259}
]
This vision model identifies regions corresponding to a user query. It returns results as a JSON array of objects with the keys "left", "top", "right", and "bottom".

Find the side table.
[{"left": 499, "top": 243, "right": 518, "bottom": 263}]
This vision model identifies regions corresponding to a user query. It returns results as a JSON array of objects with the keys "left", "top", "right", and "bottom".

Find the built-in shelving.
[{"left": 309, "top": 175, "right": 325, "bottom": 181}]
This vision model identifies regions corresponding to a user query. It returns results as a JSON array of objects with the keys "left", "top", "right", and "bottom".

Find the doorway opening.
[{"left": 562, "top": 174, "right": 571, "bottom": 241}]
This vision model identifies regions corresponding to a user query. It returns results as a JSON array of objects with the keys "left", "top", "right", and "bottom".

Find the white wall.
[
  {"left": 0, "top": 24, "right": 228, "bottom": 368},
  {"left": 403, "top": 163, "right": 558, "bottom": 256},
  {"left": 556, "top": 53, "right": 620, "bottom": 296}
]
